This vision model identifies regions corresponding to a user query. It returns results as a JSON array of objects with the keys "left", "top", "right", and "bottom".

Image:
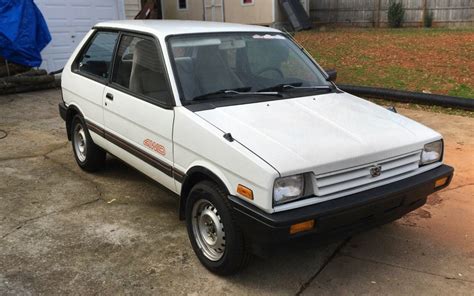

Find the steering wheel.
[{"left": 255, "top": 67, "right": 284, "bottom": 79}]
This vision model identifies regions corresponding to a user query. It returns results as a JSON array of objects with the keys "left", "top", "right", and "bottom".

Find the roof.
[{"left": 95, "top": 20, "right": 280, "bottom": 38}]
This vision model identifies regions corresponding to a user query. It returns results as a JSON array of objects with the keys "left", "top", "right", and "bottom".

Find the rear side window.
[
  {"left": 75, "top": 31, "right": 118, "bottom": 79},
  {"left": 111, "top": 34, "right": 171, "bottom": 106}
]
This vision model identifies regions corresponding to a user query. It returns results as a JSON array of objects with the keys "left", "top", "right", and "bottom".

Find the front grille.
[{"left": 313, "top": 151, "right": 422, "bottom": 197}]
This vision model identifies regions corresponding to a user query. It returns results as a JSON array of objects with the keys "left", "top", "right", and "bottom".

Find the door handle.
[{"left": 105, "top": 93, "right": 114, "bottom": 100}]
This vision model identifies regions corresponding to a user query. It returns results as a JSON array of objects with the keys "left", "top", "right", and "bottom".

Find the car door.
[
  {"left": 67, "top": 30, "right": 118, "bottom": 147},
  {"left": 103, "top": 32, "right": 176, "bottom": 192}
]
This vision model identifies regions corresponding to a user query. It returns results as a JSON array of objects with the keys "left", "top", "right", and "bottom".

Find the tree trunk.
[
  {"left": 0, "top": 63, "right": 31, "bottom": 77},
  {"left": 0, "top": 82, "right": 58, "bottom": 95},
  {"left": 0, "top": 69, "right": 58, "bottom": 95}
]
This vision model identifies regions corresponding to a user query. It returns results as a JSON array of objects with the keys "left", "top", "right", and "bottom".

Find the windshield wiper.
[
  {"left": 192, "top": 87, "right": 251, "bottom": 101},
  {"left": 192, "top": 87, "right": 281, "bottom": 101},
  {"left": 258, "top": 82, "right": 302, "bottom": 92},
  {"left": 258, "top": 83, "right": 332, "bottom": 93}
]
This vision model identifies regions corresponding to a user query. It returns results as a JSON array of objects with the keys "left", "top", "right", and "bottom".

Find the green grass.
[
  {"left": 295, "top": 28, "right": 474, "bottom": 99},
  {"left": 449, "top": 84, "right": 473, "bottom": 98}
]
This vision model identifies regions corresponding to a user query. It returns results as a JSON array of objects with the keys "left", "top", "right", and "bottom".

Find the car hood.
[{"left": 195, "top": 92, "right": 441, "bottom": 176}]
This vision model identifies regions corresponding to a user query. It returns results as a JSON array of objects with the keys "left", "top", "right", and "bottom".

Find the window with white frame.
[
  {"left": 241, "top": 0, "right": 254, "bottom": 6},
  {"left": 178, "top": 0, "right": 187, "bottom": 10}
]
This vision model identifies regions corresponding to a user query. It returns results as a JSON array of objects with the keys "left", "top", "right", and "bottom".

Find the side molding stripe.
[
  {"left": 173, "top": 170, "right": 186, "bottom": 183},
  {"left": 85, "top": 119, "right": 186, "bottom": 182}
]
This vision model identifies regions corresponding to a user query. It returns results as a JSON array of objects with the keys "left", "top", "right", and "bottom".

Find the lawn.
[{"left": 295, "top": 28, "right": 474, "bottom": 99}]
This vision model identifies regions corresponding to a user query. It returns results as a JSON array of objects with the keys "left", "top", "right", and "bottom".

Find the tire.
[
  {"left": 185, "top": 181, "right": 250, "bottom": 275},
  {"left": 71, "top": 115, "right": 106, "bottom": 172}
]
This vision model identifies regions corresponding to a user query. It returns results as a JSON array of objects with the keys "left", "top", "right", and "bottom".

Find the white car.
[{"left": 59, "top": 20, "right": 454, "bottom": 275}]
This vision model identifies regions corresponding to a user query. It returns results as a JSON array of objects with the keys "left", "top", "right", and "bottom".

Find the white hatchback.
[{"left": 59, "top": 20, "right": 454, "bottom": 275}]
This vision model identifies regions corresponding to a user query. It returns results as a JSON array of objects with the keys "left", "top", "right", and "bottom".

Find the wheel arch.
[
  {"left": 65, "top": 104, "right": 84, "bottom": 140},
  {"left": 179, "top": 166, "right": 231, "bottom": 220}
]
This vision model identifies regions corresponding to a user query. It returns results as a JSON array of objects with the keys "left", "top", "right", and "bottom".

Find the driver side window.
[{"left": 111, "top": 34, "right": 171, "bottom": 106}]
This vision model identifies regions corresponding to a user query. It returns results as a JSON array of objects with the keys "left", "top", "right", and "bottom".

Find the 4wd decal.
[{"left": 143, "top": 139, "right": 166, "bottom": 156}]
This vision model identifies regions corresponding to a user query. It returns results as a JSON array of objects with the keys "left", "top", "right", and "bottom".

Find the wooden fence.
[{"left": 310, "top": 0, "right": 474, "bottom": 27}]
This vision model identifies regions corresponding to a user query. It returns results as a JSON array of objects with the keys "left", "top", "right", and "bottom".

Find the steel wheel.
[
  {"left": 192, "top": 199, "right": 226, "bottom": 261},
  {"left": 73, "top": 124, "right": 87, "bottom": 162}
]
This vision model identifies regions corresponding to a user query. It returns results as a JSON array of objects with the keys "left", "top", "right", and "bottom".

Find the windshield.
[{"left": 167, "top": 32, "right": 331, "bottom": 104}]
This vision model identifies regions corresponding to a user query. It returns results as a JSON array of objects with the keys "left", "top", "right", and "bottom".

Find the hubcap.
[
  {"left": 192, "top": 199, "right": 226, "bottom": 261},
  {"left": 73, "top": 124, "right": 87, "bottom": 162}
]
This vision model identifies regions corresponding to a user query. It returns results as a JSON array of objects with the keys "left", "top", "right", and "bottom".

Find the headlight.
[
  {"left": 420, "top": 140, "right": 443, "bottom": 165},
  {"left": 273, "top": 174, "right": 304, "bottom": 205}
]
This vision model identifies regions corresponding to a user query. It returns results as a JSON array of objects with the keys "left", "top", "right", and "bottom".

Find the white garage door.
[{"left": 35, "top": 0, "right": 125, "bottom": 72}]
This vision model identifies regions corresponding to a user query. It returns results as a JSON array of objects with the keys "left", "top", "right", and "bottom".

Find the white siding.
[{"left": 125, "top": 0, "right": 141, "bottom": 19}]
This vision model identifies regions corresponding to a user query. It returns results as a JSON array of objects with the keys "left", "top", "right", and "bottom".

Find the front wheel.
[{"left": 185, "top": 181, "right": 250, "bottom": 275}]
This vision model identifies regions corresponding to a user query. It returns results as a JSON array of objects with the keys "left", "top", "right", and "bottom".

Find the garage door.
[{"left": 35, "top": 0, "right": 125, "bottom": 73}]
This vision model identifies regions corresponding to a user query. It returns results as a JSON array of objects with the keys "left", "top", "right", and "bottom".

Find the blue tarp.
[{"left": 0, "top": 0, "right": 51, "bottom": 67}]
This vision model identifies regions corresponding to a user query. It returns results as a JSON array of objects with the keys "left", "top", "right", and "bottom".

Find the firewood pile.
[{"left": 0, "top": 58, "right": 58, "bottom": 95}]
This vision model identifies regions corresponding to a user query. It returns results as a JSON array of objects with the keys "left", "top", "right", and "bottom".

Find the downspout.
[
  {"left": 202, "top": 0, "right": 205, "bottom": 20},
  {"left": 222, "top": 0, "right": 226, "bottom": 22},
  {"left": 117, "top": 0, "right": 126, "bottom": 19},
  {"left": 272, "top": 0, "right": 276, "bottom": 24},
  {"left": 161, "top": 0, "right": 165, "bottom": 19}
]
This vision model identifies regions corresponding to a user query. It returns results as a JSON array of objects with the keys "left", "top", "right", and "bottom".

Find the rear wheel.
[
  {"left": 185, "top": 181, "right": 250, "bottom": 275},
  {"left": 71, "top": 115, "right": 105, "bottom": 172}
]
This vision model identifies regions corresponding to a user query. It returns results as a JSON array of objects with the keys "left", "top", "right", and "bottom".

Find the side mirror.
[{"left": 325, "top": 69, "right": 337, "bottom": 82}]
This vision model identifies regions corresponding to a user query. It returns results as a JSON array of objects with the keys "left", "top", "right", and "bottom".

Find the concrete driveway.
[{"left": 1, "top": 89, "right": 473, "bottom": 295}]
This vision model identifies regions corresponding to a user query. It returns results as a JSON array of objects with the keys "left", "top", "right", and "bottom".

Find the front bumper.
[{"left": 229, "top": 164, "right": 454, "bottom": 244}]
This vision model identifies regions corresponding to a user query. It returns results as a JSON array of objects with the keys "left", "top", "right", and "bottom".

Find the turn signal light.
[
  {"left": 435, "top": 177, "right": 448, "bottom": 188},
  {"left": 237, "top": 184, "right": 254, "bottom": 200},
  {"left": 290, "top": 220, "right": 315, "bottom": 234}
]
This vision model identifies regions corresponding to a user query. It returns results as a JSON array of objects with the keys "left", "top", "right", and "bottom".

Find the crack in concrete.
[
  {"left": 1, "top": 198, "right": 100, "bottom": 240},
  {"left": 0, "top": 129, "right": 7, "bottom": 139},
  {"left": 1, "top": 146, "right": 107, "bottom": 241},
  {"left": 0, "top": 143, "right": 68, "bottom": 162},
  {"left": 0, "top": 97, "right": 15, "bottom": 104},
  {"left": 43, "top": 143, "right": 69, "bottom": 157},
  {"left": 440, "top": 182, "right": 474, "bottom": 193},
  {"left": 42, "top": 154, "right": 106, "bottom": 200},
  {"left": 342, "top": 254, "right": 474, "bottom": 284},
  {"left": 295, "top": 237, "right": 352, "bottom": 295}
]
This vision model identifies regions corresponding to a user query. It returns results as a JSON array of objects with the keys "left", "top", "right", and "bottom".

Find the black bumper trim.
[
  {"left": 229, "top": 164, "right": 454, "bottom": 243},
  {"left": 58, "top": 102, "right": 67, "bottom": 121}
]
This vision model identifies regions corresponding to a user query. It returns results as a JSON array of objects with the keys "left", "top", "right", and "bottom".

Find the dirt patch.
[{"left": 426, "top": 192, "right": 443, "bottom": 206}]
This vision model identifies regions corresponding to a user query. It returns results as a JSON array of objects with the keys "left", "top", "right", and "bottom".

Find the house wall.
[
  {"left": 224, "top": 0, "right": 274, "bottom": 25},
  {"left": 310, "top": 0, "right": 474, "bottom": 27},
  {"left": 125, "top": 0, "right": 142, "bottom": 19},
  {"left": 161, "top": 0, "right": 275, "bottom": 24},
  {"left": 163, "top": 0, "right": 204, "bottom": 20}
]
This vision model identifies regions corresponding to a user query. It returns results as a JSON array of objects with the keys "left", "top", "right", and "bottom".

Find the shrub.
[
  {"left": 423, "top": 9, "right": 433, "bottom": 28},
  {"left": 388, "top": 0, "right": 405, "bottom": 28}
]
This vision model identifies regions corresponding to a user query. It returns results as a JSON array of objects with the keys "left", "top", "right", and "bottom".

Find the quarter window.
[
  {"left": 76, "top": 31, "right": 118, "bottom": 79},
  {"left": 111, "top": 35, "right": 171, "bottom": 105}
]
